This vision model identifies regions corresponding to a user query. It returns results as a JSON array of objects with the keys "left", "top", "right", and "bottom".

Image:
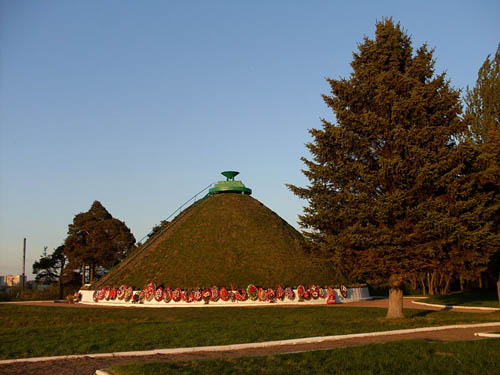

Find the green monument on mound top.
[{"left": 209, "top": 171, "right": 252, "bottom": 195}]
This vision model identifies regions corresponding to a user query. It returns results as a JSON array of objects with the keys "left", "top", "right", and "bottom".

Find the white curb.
[
  {"left": 1, "top": 322, "right": 499, "bottom": 366},
  {"left": 474, "top": 332, "right": 500, "bottom": 338},
  {"left": 412, "top": 301, "right": 500, "bottom": 311}
]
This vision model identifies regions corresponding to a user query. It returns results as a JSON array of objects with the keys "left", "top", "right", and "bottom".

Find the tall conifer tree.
[
  {"left": 464, "top": 45, "right": 500, "bottom": 302},
  {"left": 288, "top": 19, "right": 464, "bottom": 318}
]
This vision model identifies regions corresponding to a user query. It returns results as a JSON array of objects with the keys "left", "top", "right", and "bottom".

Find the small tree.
[
  {"left": 64, "top": 201, "right": 136, "bottom": 284},
  {"left": 288, "top": 19, "right": 465, "bottom": 318},
  {"left": 32, "top": 245, "right": 67, "bottom": 299}
]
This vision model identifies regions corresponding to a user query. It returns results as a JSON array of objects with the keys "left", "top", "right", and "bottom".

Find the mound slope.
[{"left": 95, "top": 194, "right": 333, "bottom": 288}]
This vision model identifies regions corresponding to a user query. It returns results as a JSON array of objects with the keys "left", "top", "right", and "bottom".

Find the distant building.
[
  {"left": 0, "top": 276, "right": 4, "bottom": 286},
  {"left": 3, "top": 275, "right": 27, "bottom": 287}
]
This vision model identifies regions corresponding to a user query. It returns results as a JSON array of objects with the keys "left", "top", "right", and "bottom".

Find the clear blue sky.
[{"left": 1, "top": 1, "right": 498, "bottom": 278}]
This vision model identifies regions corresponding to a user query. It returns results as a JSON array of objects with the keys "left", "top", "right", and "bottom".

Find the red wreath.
[
  {"left": 172, "top": 288, "right": 182, "bottom": 302},
  {"left": 193, "top": 288, "right": 202, "bottom": 302},
  {"left": 285, "top": 287, "right": 295, "bottom": 300},
  {"left": 145, "top": 283, "right": 156, "bottom": 301},
  {"left": 109, "top": 288, "right": 117, "bottom": 300},
  {"left": 117, "top": 285, "right": 127, "bottom": 300},
  {"left": 310, "top": 285, "right": 320, "bottom": 299},
  {"left": 92, "top": 290, "right": 99, "bottom": 302},
  {"left": 154, "top": 287, "right": 164, "bottom": 302},
  {"left": 276, "top": 284, "right": 285, "bottom": 300},
  {"left": 266, "top": 288, "right": 276, "bottom": 303},
  {"left": 327, "top": 286, "right": 336, "bottom": 304},
  {"left": 163, "top": 287, "right": 172, "bottom": 303},
  {"left": 235, "top": 288, "right": 248, "bottom": 301},
  {"left": 297, "top": 285, "right": 306, "bottom": 301},
  {"left": 210, "top": 286, "right": 220, "bottom": 302},
  {"left": 220, "top": 287, "right": 229, "bottom": 301},
  {"left": 98, "top": 287, "right": 108, "bottom": 301}
]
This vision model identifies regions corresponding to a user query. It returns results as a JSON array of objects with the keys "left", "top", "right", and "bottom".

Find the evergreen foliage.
[
  {"left": 465, "top": 44, "right": 500, "bottom": 144},
  {"left": 64, "top": 201, "right": 136, "bottom": 284},
  {"left": 288, "top": 19, "right": 468, "bottom": 316},
  {"left": 32, "top": 245, "right": 67, "bottom": 299},
  {"left": 464, "top": 45, "right": 500, "bottom": 301}
]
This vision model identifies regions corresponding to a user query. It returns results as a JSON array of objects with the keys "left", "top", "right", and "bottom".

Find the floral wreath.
[
  {"left": 266, "top": 288, "right": 276, "bottom": 303},
  {"left": 202, "top": 288, "right": 212, "bottom": 304},
  {"left": 124, "top": 286, "right": 133, "bottom": 301},
  {"left": 172, "top": 287, "right": 182, "bottom": 302},
  {"left": 154, "top": 286, "right": 164, "bottom": 302},
  {"left": 219, "top": 287, "right": 229, "bottom": 301},
  {"left": 246, "top": 284, "right": 258, "bottom": 301},
  {"left": 340, "top": 285, "right": 348, "bottom": 299},
  {"left": 210, "top": 286, "right": 220, "bottom": 302},
  {"left": 284, "top": 287, "right": 295, "bottom": 300},
  {"left": 117, "top": 285, "right": 127, "bottom": 300},
  {"left": 163, "top": 287, "right": 172, "bottom": 303}
]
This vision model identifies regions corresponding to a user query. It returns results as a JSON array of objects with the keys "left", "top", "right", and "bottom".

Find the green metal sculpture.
[{"left": 209, "top": 171, "right": 252, "bottom": 195}]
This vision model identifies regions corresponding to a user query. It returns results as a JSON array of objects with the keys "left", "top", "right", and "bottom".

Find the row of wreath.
[{"left": 91, "top": 283, "right": 349, "bottom": 304}]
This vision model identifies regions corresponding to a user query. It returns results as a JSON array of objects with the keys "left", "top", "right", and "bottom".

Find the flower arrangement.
[{"left": 89, "top": 283, "right": 350, "bottom": 306}]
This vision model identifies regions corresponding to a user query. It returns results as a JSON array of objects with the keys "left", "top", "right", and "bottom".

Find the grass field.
[
  {"left": 423, "top": 289, "right": 499, "bottom": 308},
  {"left": 1, "top": 304, "right": 499, "bottom": 360},
  {"left": 108, "top": 339, "right": 500, "bottom": 375}
]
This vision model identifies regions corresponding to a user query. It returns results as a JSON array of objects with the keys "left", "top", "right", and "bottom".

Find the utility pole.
[{"left": 22, "top": 238, "right": 26, "bottom": 290}]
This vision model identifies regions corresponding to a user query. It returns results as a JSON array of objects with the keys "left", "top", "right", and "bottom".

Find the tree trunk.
[
  {"left": 410, "top": 274, "right": 417, "bottom": 291},
  {"left": 386, "top": 275, "right": 404, "bottom": 319},
  {"left": 58, "top": 259, "right": 66, "bottom": 300},
  {"left": 420, "top": 278, "right": 426, "bottom": 296},
  {"left": 479, "top": 274, "right": 483, "bottom": 288},
  {"left": 460, "top": 276, "right": 464, "bottom": 291},
  {"left": 497, "top": 276, "right": 500, "bottom": 306},
  {"left": 441, "top": 274, "right": 451, "bottom": 295},
  {"left": 81, "top": 263, "right": 86, "bottom": 285},
  {"left": 90, "top": 263, "right": 95, "bottom": 283},
  {"left": 427, "top": 273, "right": 434, "bottom": 296}
]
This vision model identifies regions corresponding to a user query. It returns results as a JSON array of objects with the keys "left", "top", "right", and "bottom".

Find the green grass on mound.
[
  {"left": 0, "top": 304, "right": 499, "bottom": 360},
  {"left": 109, "top": 339, "right": 500, "bottom": 375},
  {"left": 96, "top": 194, "right": 336, "bottom": 289},
  {"left": 423, "top": 289, "right": 499, "bottom": 308}
]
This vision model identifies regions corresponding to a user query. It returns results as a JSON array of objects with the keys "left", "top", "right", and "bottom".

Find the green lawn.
[
  {"left": 1, "top": 304, "right": 499, "bottom": 360},
  {"left": 108, "top": 339, "right": 500, "bottom": 375},
  {"left": 423, "top": 289, "right": 499, "bottom": 308}
]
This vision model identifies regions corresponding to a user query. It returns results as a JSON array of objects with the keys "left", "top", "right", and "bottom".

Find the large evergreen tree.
[
  {"left": 288, "top": 19, "right": 464, "bottom": 318},
  {"left": 64, "top": 201, "right": 136, "bottom": 284},
  {"left": 464, "top": 45, "right": 500, "bottom": 302}
]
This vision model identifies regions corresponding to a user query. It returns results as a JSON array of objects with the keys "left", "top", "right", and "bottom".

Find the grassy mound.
[{"left": 95, "top": 194, "right": 335, "bottom": 288}]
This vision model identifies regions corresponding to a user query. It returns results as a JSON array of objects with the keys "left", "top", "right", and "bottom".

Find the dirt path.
[{"left": 2, "top": 324, "right": 500, "bottom": 375}]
